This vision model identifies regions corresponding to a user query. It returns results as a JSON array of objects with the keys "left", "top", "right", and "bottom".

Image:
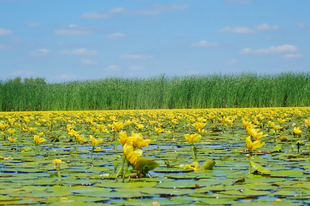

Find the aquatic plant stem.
[
  {"left": 57, "top": 169, "right": 62, "bottom": 186},
  {"left": 191, "top": 144, "right": 197, "bottom": 162},
  {"left": 122, "top": 159, "right": 129, "bottom": 183},
  {"left": 116, "top": 153, "right": 125, "bottom": 177},
  {"left": 249, "top": 152, "right": 252, "bottom": 174},
  {"left": 91, "top": 146, "right": 94, "bottom": 161}
]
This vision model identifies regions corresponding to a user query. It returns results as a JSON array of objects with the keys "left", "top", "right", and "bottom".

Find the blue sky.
[{"left": 0, "top": 0, "right": 309, "bottom": 82}]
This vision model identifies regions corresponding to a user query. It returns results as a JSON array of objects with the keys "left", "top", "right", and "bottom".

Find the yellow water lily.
[
  {"left": 76, "top": 135, "right": 87, "bottom": 143},
  {"left": 184, "top": 162, "right": 200, "bottom": 173},
  {"left": 184, "top": 133, "right": 202, "bottom": 144},
  {"left": 68, "top": 129, "right": 79, "bottom": 137},
  {"left": 137, "top": 124, "right": 144, "bottom": 129},
  {"left": 123, "top": 143, "right": 143, "bottom": 165},
  {"left": 8, "top": 136, "right": 17, "bottom": 143},
  {"left": 129, "top": 132, "right": 151, "bottom": 149},
  {"left": 113, "top": 121, "right": 125, "bottom": 131},
  {"left": 7, "top": 128, "right": 15, "bottom": 135},
  {"left": 293, "top": 127, "right": 302, "bottom": 135},
  {"left": 90, "top": 135, "right": 103, "bottom": 147},
  {"left": 246, "top": 136, "right": 265, "bottom": 153},
  {"left": 247, "top": 128, "right": 268, "bottom": 140},
  {"left": 53, "top": 159, "right": 65, "bottom": 164},
  {"left": 155, "top": 127, "right": 164, "bottom": 135},
  {"left": 34, "top": 135, "right": 46, "bottom": 145},
  {"left": 192, "top": 122, "right": 206, "bottom": 131},
  {"left": 305, "top": 119, "right": 310, "bottom": 128},
  {"left": 118, "top": 131, "right": 128, "bottom": 146}
]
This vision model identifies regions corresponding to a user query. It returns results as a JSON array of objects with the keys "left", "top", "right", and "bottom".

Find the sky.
[{"left": 0, "top": 0, "right": 310, "bottom": 82}]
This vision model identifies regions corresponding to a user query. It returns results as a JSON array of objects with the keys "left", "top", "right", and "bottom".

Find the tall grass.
[{"left": 1, "top": 73, "right": 310, "bottom": 111}]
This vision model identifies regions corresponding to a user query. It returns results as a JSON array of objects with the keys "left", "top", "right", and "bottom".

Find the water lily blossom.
[
  {"left": 246, "top": 136, "right": 265, "bottom": 153},
  {"left": 184, "top": 133, "right": 202, "bottom": 145},
  {"left": 34, "top": 135, "right": 45, "bottom": 145},
  {"left": 293, "top": 127, "right": 302, "bottom": 136},
  {"left": 8, "top": 136, "right": 17, "bottom": 143}
]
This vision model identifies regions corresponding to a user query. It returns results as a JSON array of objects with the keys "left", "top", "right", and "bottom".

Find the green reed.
[{"left": 1, "top": 73, "right": 310, "bottom": 111}]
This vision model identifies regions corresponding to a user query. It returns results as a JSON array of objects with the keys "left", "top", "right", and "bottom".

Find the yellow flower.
[
  {"left": 273, "top": 125, "right": 282, "bottom": 131},
  {"left": 90, "top": 135, "right": 103, "bottom": 147},
  {"left": 22, "top": 125, "right": 28, "bottom": 132},
  {"left": 7, "top": 129, "right": 15, "bottom": 135},
  {"left": 305, "top": 119, "right": 310, "bottom": 128},
  {"left": 123, "top": 143, "right": 143, "bottom": 165},
  {"left": 8, "top": 136, "right": 17, "bottom": 143},
  {"left": 278, "top": 118, "right": 286, "bottom": 125},
  {"left": 34, "top": 135, "right": 46, "bottom": 145},
  {"left": 129, "top": 132, "right": 151, "bottom": 149},
  {"left": 137, "top": 124, "right": 144, "bottom": 129},
  {"left": 95, "top": 147, "right": 102, "bottom": 151},
  {"left": 193, "top": 122, "right": 206, "bottom": 130},
  {"left": 154, "top": 127, "right": 164, "bottom": 135},
  {"left": 113, "top": 121, "right": 125, "bottom": 131},
  {"left": 184, "top": 133, "right": 202, "bottom": 144},
  {"left": 28, "top": 127, "right": 35, "bottom": 132},
  {"left": 76, "top": 135, "right": 87, "bottom": 143},
  {"left": 91, "top": 127, "right": 99, "bottom": 133},
  {"left": 293, "top": 127, "right": 302, "bottom": 135},
  {"left": 53, "top": 159, "right": 64, "bottom": 164},
  {"left": 118, "top": 131, "right": 128, "bottom": 146},
  {"left": 68, "top": 129, "right": 79, "bottom": 137},
  {"left": 184, "top": 162, "right": 200, "bottom": 172},
  {"left": 248, "top": 128, "right": 268, "bottom": 140},
  {"left": 246, "top": 136, "right": 265, "bottom": 152}
]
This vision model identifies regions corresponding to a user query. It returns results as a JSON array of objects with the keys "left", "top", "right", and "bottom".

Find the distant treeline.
[{"left": 1, "top": 73, "right": 310, "bottom": 111}]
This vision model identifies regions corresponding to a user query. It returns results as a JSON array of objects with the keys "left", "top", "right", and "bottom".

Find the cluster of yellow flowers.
[{"left": 0, "top": 107, "right": 309, "bottom": 166}]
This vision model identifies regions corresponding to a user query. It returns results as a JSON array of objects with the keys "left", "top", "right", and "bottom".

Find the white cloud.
[
  {"left": 60, "top": 48, "right": 98, "bottom": 55},
  {"left": 29, "top": 48, "right": 50, "bottom": 56},
  {"left": 11, "top": 70, "right": 35, "bottom": 76},
  {"left": 188, "top": 71, "right": 199, "bottom": 75},
  {"left": 25, "top": 22, "right": 41, "bottom": 27},
  {"left": 239, "top": 44, "right": 298, "bottom": 54},
  {"left": 219, "top": 26, "right": 255, "bottom": 34},
  {"left": 58, "top": 74, "right": 76, "bottom": 80},
  {"left": 129, "top": 4, "right": 188, "bottom": 15},
  {"left": 219, "top": 23, "right": 279, "bottom": 34},
  {"left": 81, "top": 7, "right": 124, "bottom": 19},
  {"left": 296, "top": 23, "right": 305, "bottom": 28},
  {"left": 105, "top": 65, "right": 121, "bottom": 71},
  {"left": 110, "top": 7, "right": 125, "bottom": 13},
  {"left": 9, "top": 37, "right": 24, "bottom": 45},
  {"left": 227, "top": 59, "right": 238, "bottom": 65},
  {"left": 239, "top": 48, "right": 252, "bottom": 54},
  {"left": 190, "top": 40, "right": 218, "bottom": 47},
  {"left": 79, "top": 59, "right": 97, "bottom": 65},
  {"left": 0, "top": 43, "right": 9, "bottom": 50},
  {"left": 255, "top": 23, "right": 278, "bottom": 31},
  {"left": 0, "top": 28, "right": 12, "bottom": 35},
  {"left": 80, "top": 4, "right": 188, "bottom": 19},
  {"left": 129, "top": 66, "right": 144, "bottom": 70},
  {"left": 225, "top": 0, "right": 252, "bottom": 4},
  {"left": 54, "top": 29, "right": 91, "bottom": 35},
  {"left": 119, "top": 54, "right": 153, "bottom": 60},
  {"left": 107, "top": 32, "right": 126, "bottom": 40},
  {"left": 54, "top": 25, "right": 93, "bottom": 35},
  {"left": 283, "top": 54, "right": 303, "bottom": 59}
]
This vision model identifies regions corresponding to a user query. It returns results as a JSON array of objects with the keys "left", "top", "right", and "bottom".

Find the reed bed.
[{"left": 1, "top": 72, "right": 310, "bottom": 111}]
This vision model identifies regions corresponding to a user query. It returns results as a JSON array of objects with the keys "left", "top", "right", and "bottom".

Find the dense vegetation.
[{"left": 1, "top": 73, "right": 310, "bottom": 111}]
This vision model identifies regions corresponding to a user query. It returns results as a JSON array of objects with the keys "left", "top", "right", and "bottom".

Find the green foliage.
[
  {"left": 1, "top": 72, "right": 310, "bottom": 111},
  {"left": 135, "top": 158, "right": 159, "bottom": 176},
  {"left": 198, "top": 160, "right": 216, "bottom": 171}
]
